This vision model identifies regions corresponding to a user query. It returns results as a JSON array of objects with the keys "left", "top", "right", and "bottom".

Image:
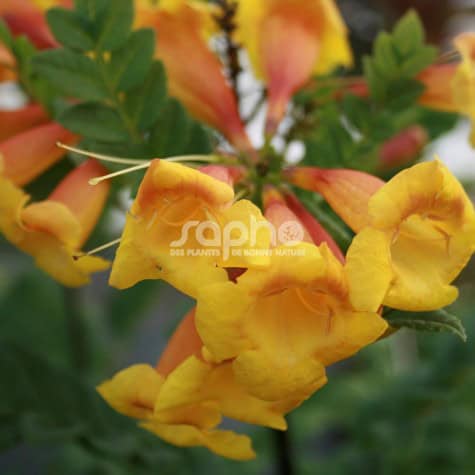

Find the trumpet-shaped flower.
[
  {"left": 110, "top": 160, "right": 271, "bottom": 298},
  {"left": 345, "top": 160, "right": 475, "bottom": 312},
  {"left": 1, "top": 160, "right": 110, "bottom": 287},
  {"left": 137, "top": 0, "right": 252, "bottom": 151},
  {"left": 98, "top": 309, "right": 294, "bottom": 460},
  {"left": 236, "top": 0, "right": 353, "bottom": 134},
  {"left": 196, "top": 242, "right": 387, "bottom": 402}
]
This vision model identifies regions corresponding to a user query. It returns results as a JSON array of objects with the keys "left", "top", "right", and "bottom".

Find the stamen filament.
[
  {"left": 85, "top": 238, "right": 122, "bottom": 256},
  {"left": 57, "top": 143, "right": 150, "bottom": 165},
  {"left": 89, "top": 163, "right": 151, "bottom": 185},
  {"left": 166, "top": 155, "right": 222, "bottom": 163}
]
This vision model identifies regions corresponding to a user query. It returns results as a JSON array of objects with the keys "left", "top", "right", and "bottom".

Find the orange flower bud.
[
  {"left": 48, "top": 159, "right": 110, "bottom": 247},
  {"left": 156, "top": 308, "right": 202, "bottom": 376},
  {"left": 0, "top": 122, "right": 78, "bottom": 186},
  {"left": 379, "top": 126, "right": 429, "bottom": 171},
  {"left": 283, "top": 191, "right": 345, "bottom": 263},
  {"left": 139, "top": 2, "right": 252, "bottom": 151},
  {"left": 0, "top": 104, "right": 50, "bottom": 142}
]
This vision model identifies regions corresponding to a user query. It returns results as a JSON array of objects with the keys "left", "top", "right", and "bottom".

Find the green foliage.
[
  {"left": 295, "top": 11, "right": 457, "bottom": 173},
  {"left": 0, "top": 340, "right": 187, "bottom": 470},
  {"left": 31, "top": 0, "right": 212, "bottom": 170},
  {"left": 363, "top": 11, "right": 436, "bottom": 105},
  {"left": 384, "top": 309, "right": 468, "bottom": 342}
]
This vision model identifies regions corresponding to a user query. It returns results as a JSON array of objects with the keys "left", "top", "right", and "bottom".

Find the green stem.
[{"left": 273, "top": 426, "right": 295, "bottom": 475}]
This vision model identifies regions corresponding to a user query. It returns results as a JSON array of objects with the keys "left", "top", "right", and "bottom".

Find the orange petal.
[
  {"left": 284, "top": 192, "right": 345, "bottom": 263},
  {"left": 48, "top": 159, "right": 110, "bottom": 247},
  {"left": 284, "top": 166, "right": 384, "bottom": 232},
  {"left": 0, "top": 122, "right": 79, "bottom": 186},
  {"left": 0, "top": 103, "right": 49, "bottom": 142},
  {"left": 156, "top": 308, "right": 203, "bottom": 377},
  {"left": 145, "top": 4, "right": 252, "bottom": 151}
]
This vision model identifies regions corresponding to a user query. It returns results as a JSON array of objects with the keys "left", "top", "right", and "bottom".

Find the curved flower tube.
[
  {"left": 0, "top": 122, "right": 78, "bottom": 186},
  {"left": 109, "top": 160, "right": 271, "bottom": 298},
  {"left": 1, "top": 160, "right": 110, "bottom": 287},
  {"left": 0, "top": 103, "right": 50, "bottom": 142},
  {"left": 284, "top": 166, "right": 384, "bottom": 232},
  {"left": 236, "top": 0, "right": 353, "bottom": 134},
  {"left": 137, "top": 0, "right": 252, "bottom": 151}
]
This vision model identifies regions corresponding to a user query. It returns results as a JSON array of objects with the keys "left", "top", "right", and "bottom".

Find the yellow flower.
[
  {"left": 196, "top": 242, "right": 387, "bottom": 402},
  {"left": 135, "top": 0, "right": 252, "bottom": 151},
  {"left": 109, "top": 160, "right": 271, "bottom": 298},
  {"left": 345, "top": 160, "right": 475, "bottom": 312},
  {"left": 452, "top": 32, "right": 475, "bottom": 145},
  {"left": 1, "top": 159, "right": 110, "bottom": 287},
  {"left": 236, "top": 0, "right": 353, "bottom": 133},
  {"left": 98, "top": 309, "right": 293, "bottom": 460}
]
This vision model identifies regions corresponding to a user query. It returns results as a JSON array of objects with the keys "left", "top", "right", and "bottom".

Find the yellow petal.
[
  {"left": 345, "top": 227, "right": 392, "bottom": 312},
  {"left": 141, "top": 421, "right": 256, "bottom": 461},
  {"left": 97, "top": 365, "right": 163, "bottom": 420},
  {"left": 367, "top": 160, "right": 475, "bottom": 311}
]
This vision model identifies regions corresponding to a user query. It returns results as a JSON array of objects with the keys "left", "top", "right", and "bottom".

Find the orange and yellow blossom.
[
  {"left": 195, "top": 191, "right": 387, "bottom": 402},
  {"left": 109, "top": 160, "right": 271, "bottom": 298},
  {"left": 236, "top": 0, "right": 353, "bottom": 134},
  {"left": 0, "top": 159, "right": 110, "bottom": 287},
  {"left": 0, "top": 121, "right": 78, "bottom": 240},
  {"left": 136, "top": 0, "right": 252, "bottom": 151},
  {"left": 98, "top": 308, "right": 295, "bottom": 460},
  {"left": 286, "top": 161, "right": 475, "bottom": 312}
]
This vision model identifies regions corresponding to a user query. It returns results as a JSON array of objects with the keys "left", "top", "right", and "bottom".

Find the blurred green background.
[{"left": 2, "top": 0, "right": 475, "bottom": 474}]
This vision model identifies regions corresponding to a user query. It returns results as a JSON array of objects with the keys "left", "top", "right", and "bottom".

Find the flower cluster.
[{"left": 1, "top": 0, "right": 475, "bottom": 461}]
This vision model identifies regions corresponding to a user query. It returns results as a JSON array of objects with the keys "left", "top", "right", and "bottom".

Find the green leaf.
[
  {"left": 150, "top": 99, "right": 193, "bottom": 156},
  {"left": 392, "top": 10, "right": 425, "bottom": 55},
  {"left": 108, "top": 29, "right": 155, "bottom": 91},
  {"left": 33, "top": 49, "right": 107, "bottom": 101},
  {"left": 59, "top": 102, "right": 129, "bottom": 142},
  {"left": 126, "top": 61, "right": 168, "bottom": 131},
  {"left": 363, "top": 10, "right": 437, "bottom": 104},
  {"left": 384, "top": 309, "right": 468, "bottom": 342},
  {"left": 94, "top": 0, "right": 133, "bottom": 52},
  {"left": 47, "top": 8, "right": 95, "bottom": 51},
  {"left": 0, "top": 20, "right": 13, "bottom": 48}
]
